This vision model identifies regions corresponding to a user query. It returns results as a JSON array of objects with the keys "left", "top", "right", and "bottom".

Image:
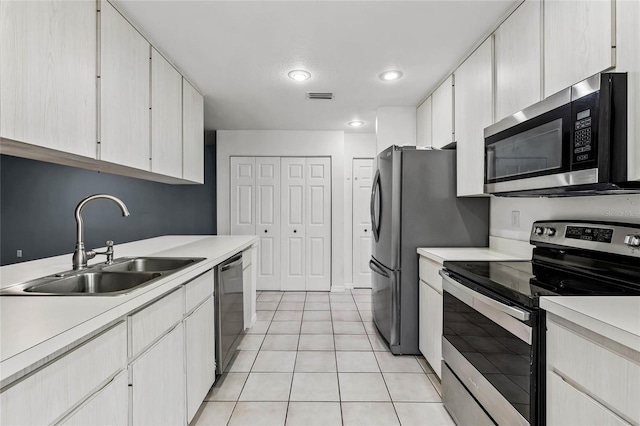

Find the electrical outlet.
[
  {"left": 16, "top": 249, "right": 23, "bottom": 258},
  {"left": 511, "top": 211, "right": 520, "bottom": 228}
]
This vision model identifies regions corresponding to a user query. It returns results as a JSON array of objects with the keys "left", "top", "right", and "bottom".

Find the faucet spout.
[{"left": 73, "top": 194, "right": 130, "bottom": 270}]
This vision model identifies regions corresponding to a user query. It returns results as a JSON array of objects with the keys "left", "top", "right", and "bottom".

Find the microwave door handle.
[{"left": 440, "top": 270, "right": 530, "bottom": 321}]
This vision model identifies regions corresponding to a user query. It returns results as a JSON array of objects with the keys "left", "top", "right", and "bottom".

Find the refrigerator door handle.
[
  {"left": 369, "top": 259, "right": 389, "bottom": 278},
  {"left": 370, "top": 169, "right": 381, "bottom": 242}
]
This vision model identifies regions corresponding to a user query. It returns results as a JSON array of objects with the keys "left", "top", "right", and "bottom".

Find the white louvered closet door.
[
  {"left": 280, "top": 158, "right": 307, "bottom": 291},
  {"left": 230, "top": 157, "right": 255, "bottom": 235},
  {"left": 305, "top": 158, "right": 331, "bottom": 291},
  {"left": 255, "top": 158, "right": 281, "bottom": 291}
]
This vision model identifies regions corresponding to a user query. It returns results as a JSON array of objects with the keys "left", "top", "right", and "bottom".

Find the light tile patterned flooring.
[{"left": 192, "top": 289, "right": 455, "bottom": 426}]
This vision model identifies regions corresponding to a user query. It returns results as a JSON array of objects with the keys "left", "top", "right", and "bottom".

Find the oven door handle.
[{"left": 440, "top": 270, "right": 530, "bottom": 321}]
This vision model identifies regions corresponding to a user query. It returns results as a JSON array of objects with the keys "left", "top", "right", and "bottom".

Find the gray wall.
[{"left": 0, "top": 145, "right": 216, "bottom": 265}]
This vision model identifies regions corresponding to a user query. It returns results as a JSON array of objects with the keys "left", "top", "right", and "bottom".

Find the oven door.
[{"left": 440, "top": 270, "right": 539, "bottom": 426}]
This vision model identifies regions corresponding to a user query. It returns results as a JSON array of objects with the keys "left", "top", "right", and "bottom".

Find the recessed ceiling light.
[
  {"left": 348, "top": 120, "right": 365, "bottom": 128},
  {"left": 288, "top": 70, "right": 311, "bottom": 81},
  {"left": 379, "top": 70, "right": 403, "bottom": 81}
]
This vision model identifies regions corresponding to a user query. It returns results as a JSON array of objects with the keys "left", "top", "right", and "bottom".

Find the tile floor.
[{"left": 192, "top": 289, "right": 455, "bottom": 426}]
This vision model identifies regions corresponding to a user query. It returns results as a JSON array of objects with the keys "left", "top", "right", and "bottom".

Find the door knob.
[
  {"left": 364, "top": 229, "right": 368, "bottom": 232},
  {"left": 294, "top": 229, "right": 297, "bottom": 233},
  {"left": 264, "top": 230, "right": 268, "bottom": 233}
]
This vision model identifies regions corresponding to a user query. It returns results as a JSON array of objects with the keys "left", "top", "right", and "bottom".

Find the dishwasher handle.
[{"left": 220, "top": 253, "right": 243, "bottom": 272}]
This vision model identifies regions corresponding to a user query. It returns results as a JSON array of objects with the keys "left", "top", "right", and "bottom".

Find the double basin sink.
[{"left": 1, "top": 257, "right": 205, "bottom": 296}]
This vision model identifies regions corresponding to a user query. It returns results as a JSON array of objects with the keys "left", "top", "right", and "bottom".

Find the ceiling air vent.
[{"left": 306, "top": 92, "right": 334, "bottom": 100}]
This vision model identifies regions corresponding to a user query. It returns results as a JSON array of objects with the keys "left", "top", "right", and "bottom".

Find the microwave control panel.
[
  {"left": 574, "top": 109, "right": 593, "bottom": 162},
  {"left": 571, "top": 91, "right": 599, "bottom": 165}
]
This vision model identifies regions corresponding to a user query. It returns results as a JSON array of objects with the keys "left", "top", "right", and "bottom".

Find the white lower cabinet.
[
  {"left": 185, "top": 297, "right": 216, "bottom": 423},
  {"left": 61, "top": 371, "right": 128, "bottom": 426},
  {"left": 546, "top": 314, "right": 640, "bottom": 425},
  {"left": 131, "top": 323, "right": 186, "bottom": 426},
  {"left": 0, "top": 322, "right": 127, "bottom": 426},
  {"left": 418, "top": 255, "right": 444, "bottom": 378}
]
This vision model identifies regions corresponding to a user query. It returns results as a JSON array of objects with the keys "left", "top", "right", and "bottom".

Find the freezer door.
[
  {"left": 370, "top": 257, "right": 399, "bottom": 348},
  {"left": 371, "top": 146, "right": 401, "bottom": 269}
]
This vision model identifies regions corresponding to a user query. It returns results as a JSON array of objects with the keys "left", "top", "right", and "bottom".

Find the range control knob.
[
  {"left": 544, "top": 227, "right": 557, "bottom": 237},
  {"left": 534, "top": 226, "right": 544, "bottom": 235},
  {"left": 624, "top": 234, "right": 640, "bottom": 247}
]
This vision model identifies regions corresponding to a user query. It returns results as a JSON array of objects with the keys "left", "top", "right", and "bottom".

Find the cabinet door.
[
  {"left": 281, "top": 158, "right": 306, "bottom": 291},
  {"left": 100, "top": 0, "right": 150, "bottom": 170},
  {"left": 305, "top": 157, "right": 331, "bottom": 291},
  {"left": 61, "top": 372, "right": 128, "bottom": 426},
  {"left": 131, "top": 323, "right": 186, "bottom": 426},
  {"left": 547, "top": 371, "right": 628, "bottom": 426},
  {"left": 183, "top": 79, "right": 204, "bottom": 183},
  {"left": 495, "top": 0, "right": 541, "bottom": 121},
  {"left": 185, "top": 298, "right": 216, "bottom": 423},
  {"left": 455, "top": 37, "right": 493, "bottom": 197},
  {"left": 256, "top": 157, "right": 281, "bottom": 290},
  {"left": 424, "top": 282, "right": 443, "bottom": 378},
  {"left": 0, "top": 0, "right": 96, "bottom": 158},
  {"left": 230, "top": 157, "right": 256, "bottom": 235},
  {"left": 419, "top": 280, "right": 429, "bottom": 358},
  {"left": 416, "top": 97, "right": 433, "bottom": 148},
  {"left": 431, "top": 76, "right": 454, "bottom": 149},
  {"left": 151, "top": 48, "right": 183, "bottom": 178},
  {"left": 544, "top": 0, "right": 614, "bottom": 97}
]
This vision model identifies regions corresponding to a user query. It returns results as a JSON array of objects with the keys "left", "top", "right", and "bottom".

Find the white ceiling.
[{"left": 114, "top": 0, "right": 519, "bottom": 133}]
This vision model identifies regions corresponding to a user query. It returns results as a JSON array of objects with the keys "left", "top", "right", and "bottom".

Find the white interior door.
[
  {"left": 305, "top": 158, "right": 331, "bottom": 291},
  {"left": 255, "top": 157, "right": 281, "bottom": 291},
  {"left": 280, "top": 158, "right": 306, "bottom": 291},
  {"left": 352, "top": 158, "right": 374, "bottom": 288},
  {"left": 230, "top": 157, "right": 255, "bottom": 235}
]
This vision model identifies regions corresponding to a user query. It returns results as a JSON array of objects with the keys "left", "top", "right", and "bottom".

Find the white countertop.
[
  {"left": 416, "top": 247, "right": 530, "bottom": 264},
  {"left": 0, "top": 235, "right": 258, "bottom": 384},
  {"left": 540, "top": 296, "right": 640, "bottom": 352}
]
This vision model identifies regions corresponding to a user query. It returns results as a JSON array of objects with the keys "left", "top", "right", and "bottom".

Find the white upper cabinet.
[
  {"left": 151, "top": 48, "right": 183, "bottom": 178},
  {"left": 416, "top": 97, "right": 433, "bottom": 148},
  {"left": 0, "top": 0, "right": 96, "bottom": 158},
  {"left": 495, "top": 0, "right": 542, "bottom": 121},
  {"left": 544, "top": 0, "right": 615, "bottom": 97},
  {"left": 183, "top": 79, "right": 205, "bottom": 183},
  {"left": 100, "top": 0, "right": 150, "bottom": 171},
  {"left": 431, "top": 76, "right": 454, "bottom": 149},
  {"left": 454, "top": 37, "right": 493, "bottom": 197}
]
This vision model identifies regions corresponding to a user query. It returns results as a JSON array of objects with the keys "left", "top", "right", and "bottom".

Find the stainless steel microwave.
[{"left": 484, "top": 73, "right": 637, "bottom": 196}]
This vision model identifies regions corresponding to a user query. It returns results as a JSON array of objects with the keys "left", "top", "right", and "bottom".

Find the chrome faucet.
[{"left": 72, "top": 194, "right": 130, "bottom": 270}]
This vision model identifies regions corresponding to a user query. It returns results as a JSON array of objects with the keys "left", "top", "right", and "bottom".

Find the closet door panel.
[
  {"left": 305, "top": 158, "right": 331, "bottom": 291},
  {"left": 230, "top": 157, "right": 256, "bottom": 235},
  {"left": 256, "top": 157, "right": 281, "bottom": 290},
  {"left": 280, "top": 158, "right": 306, "bottom": 291}
]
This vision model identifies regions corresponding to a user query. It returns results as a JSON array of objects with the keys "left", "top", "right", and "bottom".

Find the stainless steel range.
[{"left": 440, "top": 220, "right": 640, "bottom": 426}]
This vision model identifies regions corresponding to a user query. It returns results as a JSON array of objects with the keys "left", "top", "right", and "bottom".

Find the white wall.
[
  {"left": 217, "top": 130, "right": 346, "bottom": 290},
  {"left": 376, "top": 107, "right": 416, "bottom": 153},
  {"left": 491, "top": 195, "right": 640, "bottom": 241},
  {"left": 343, "top": 133, "right": 377, "bottom": 288}
]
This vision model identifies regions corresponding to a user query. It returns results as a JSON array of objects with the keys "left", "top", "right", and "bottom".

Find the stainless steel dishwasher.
[{"left": 216, "top": 253, "right": 244, "bottom": 375}]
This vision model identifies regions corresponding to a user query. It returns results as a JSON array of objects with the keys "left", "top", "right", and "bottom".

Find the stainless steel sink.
[
  {"left": 0, "top": 256, "right": 205, "bottom": 296},
  {"left": 102, "top": 257, "right": 201, "bottom": 273},
  {"left": 24, "top": 272, "right": 161, "bottom": 295}
]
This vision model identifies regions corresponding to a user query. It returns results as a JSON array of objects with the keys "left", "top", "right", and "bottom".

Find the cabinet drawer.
[
  {"left": 0, "top": 322, "right": 126, "bottom": 426},
  {"left": 185, "top": 269, "right": 214, "bottom": 314},
  {"left": 547, "top": 319, "right": 640, "bottom": 423},
  {"left": 61, "top": 371, "right": 128, "bottom": 426},
  {"left": 129, "top": 288, "right": 184, "bottom": 358},
  {"left": 547, "top": 370, "right": 629, "bottom": 426},
  {"left": 418, "top": 256, "right": 443, "bottom": 293}
]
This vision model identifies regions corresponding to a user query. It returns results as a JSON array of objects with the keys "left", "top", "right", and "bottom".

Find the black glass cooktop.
[{"left": 443, "top": 253, "right": 640, "bottom": 308}]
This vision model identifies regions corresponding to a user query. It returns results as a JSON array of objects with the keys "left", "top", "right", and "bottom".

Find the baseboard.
[
  {"left": 330, "top": 283, "right": 347, "bottom": 293},
  {"left": 251, "top": 313, "right": 257, "bottom": 327}
]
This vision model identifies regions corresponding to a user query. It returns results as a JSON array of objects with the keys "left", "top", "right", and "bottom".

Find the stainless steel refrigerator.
[{"left": 369, "top": 145, "right": 489, "bottom": 355}]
